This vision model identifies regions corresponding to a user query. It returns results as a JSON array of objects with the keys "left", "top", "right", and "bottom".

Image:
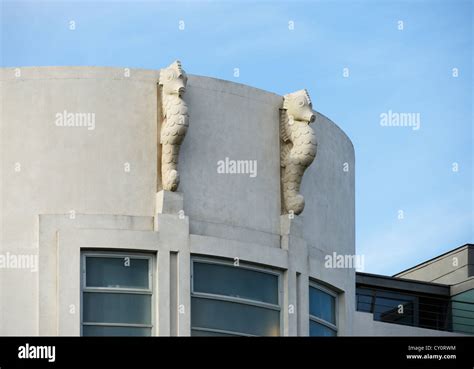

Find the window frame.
[
  {"left": 80, "top": 251, "right": 155, "bottom": 336},
  {"left": 309, "top": 281, "right": 338, "bottom": 335},
  {"left": 356, "top": 285, "right": 453, "bottom": 330},
  {"left": 190, "top": 257, "right": 282, "bottom": 337}
]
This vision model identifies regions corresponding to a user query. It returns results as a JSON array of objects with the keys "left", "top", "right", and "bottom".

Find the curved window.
[
  {"left": 81, "top": 252, "right": 153, "bottom": 336},
  {"left": 191, "top": 258, "right": 281, "bottom": 336},
  {"left": 309, "top": 282, "right": 337, "bottom": 336}
]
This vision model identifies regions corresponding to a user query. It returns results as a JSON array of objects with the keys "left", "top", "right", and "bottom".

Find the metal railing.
[{"left": 356, "top": 290, "right": 474, "bottom": 334}]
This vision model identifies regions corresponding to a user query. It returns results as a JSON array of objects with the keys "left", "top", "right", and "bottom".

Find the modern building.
[
  {"left": 0, "top": 65, "right": 471, "bottom": 337},
  {"left": 355, "top": 244, "right": 474, "bottom": 336}
]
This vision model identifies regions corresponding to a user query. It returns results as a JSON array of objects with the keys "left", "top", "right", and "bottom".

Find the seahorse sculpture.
[
  {"left": 159, "top": 60, "right": 189, "bottom": 191},
  {"left": 280, "top": 89, "right": 317, "bottom": 215}
]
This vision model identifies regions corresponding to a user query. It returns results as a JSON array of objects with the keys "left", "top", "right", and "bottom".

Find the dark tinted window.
[{"left": 356, "top": 286, "right": 451, "bottom": 331}]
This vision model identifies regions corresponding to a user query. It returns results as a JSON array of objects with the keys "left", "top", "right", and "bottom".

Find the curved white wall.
[
  {"left": 0, "top": 67, "right": 355, "bottom": 335},
  {"left": 180, "top": 76, "right": 282, "bottom": 248}
]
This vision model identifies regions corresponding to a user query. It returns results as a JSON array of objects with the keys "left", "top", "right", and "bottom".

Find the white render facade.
[
  {"left": 0, "top": 66, "right": 354, "bottom": 336},
  {"left": 2, "top": 65, "right": 459, "bottom": 337}
]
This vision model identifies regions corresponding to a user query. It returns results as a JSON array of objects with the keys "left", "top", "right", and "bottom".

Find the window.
[
  {"left": 373, "top": 290, "right": 415, "bottom": 326},
  {"left": 191, "top": 258, "right": 281, "bottom": 336},
  {"left": 356, "top": 286, "right": 451, "bottom": 331},
  {"left": 81, "top": 252, "right": 153, "bottom": 336},
  {"left": 309, "top": 283, "right": 337, "bottom": 336},
  {"left": 451, "top": 289, "right": 474, "bottom": 334}
]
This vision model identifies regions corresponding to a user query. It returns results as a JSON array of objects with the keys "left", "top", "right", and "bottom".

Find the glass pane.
[
  {"left": 191, "top": 329, "right": 239, "bottom": 337},
  {"left": 356, "top": 287, "right": 373, "bottom": 312},
  {"left": 193, "top": 262, "right": 278, "bottom": 305},
  {"left": 83, "top": 292, "right": 151, "bottom": 325},
  {"left": 418, "top": 296, "right": 450, "bottom": 331},
  {"left": 83, "top": 325, "right": 151, "bottom": 336},
  {"left": 86, "top": 256, "right": 149, "bottom": 289},
  {"left": 309, "top": 286, "right": 336, "bottom": 324},
  {"left": 191, "top": 297, "right": 280, "bottom": 336},
  {"left": 309, "top": 321, "right": 337, "bottom": 336},
  {"left": 452, "top": 290, "right": 474, "bottom": 334},
  {"left": 373, "top": 292, "right": 415, "bottom": 326}
]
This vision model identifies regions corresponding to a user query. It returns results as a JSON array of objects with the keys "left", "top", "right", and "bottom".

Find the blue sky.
[{"left": 1, "top": 0, "right": 472, "bottom": 275}]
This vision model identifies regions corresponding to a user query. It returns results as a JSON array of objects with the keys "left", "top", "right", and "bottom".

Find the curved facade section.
[
  {"left": 302, "top": 113, "right": 356, "bottom": 333},
  {"left": 0, "top": 66, "right": 355, "bottom": 336},
  {"left": 180, "top": 75, "right": 282, "bottom": 247}
]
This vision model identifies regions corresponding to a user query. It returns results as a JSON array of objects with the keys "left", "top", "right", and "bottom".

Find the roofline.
[
  {"left": 356, "top": 272, "right": 451, "bottom": 296},
  {"left": 393, "top": 243, "right": 473, "bottom": 277}
]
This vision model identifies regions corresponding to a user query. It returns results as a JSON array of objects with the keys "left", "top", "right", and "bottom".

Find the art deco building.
[{"left": 0, "top": 63, "right": 471, "bottom": 336}]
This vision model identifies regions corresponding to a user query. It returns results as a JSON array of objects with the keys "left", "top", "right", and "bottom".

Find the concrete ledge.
[
  {"left": 190, "top": 234, "right": 288, "bottom": 270},
  {"left": 189, "top": 219, "right": 280, "bottom": 249},
  {"left": 156, "top": 190, "right": 184, "bottom": 215}
]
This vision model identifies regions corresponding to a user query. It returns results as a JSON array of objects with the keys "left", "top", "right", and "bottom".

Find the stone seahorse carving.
[
  {"left": 280, "top": 89, "right": 317, "bottom": 215},
  {"left": 159, "top": 60, "right": 189, "bottom": 191}
]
